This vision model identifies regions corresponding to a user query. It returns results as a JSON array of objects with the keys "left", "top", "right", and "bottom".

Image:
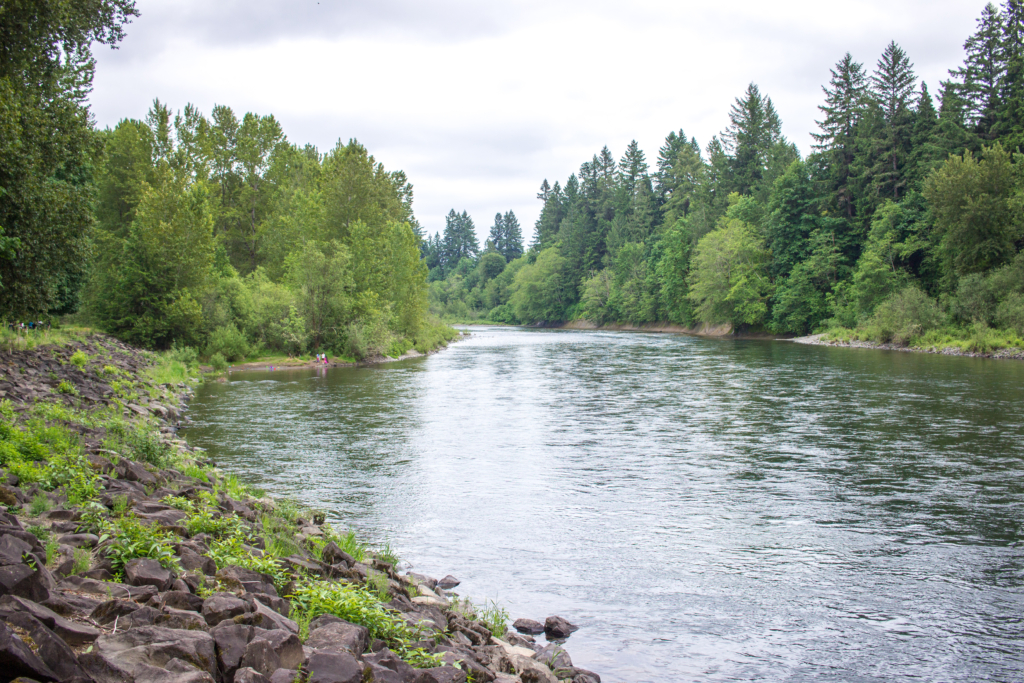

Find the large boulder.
[
  {"left": 362, "top": 647, "right": 417, "bottom": 683},
  {"left": 80, "top": 625, "right": 219, "bottom": 683},
  {"left": 0, "top": 594, "right": 99, "bottom": 645},
  {"left": 59, "top": 575, "right": 159, "bottom": 602},
  {"left": 177, "top": 547, "right": 217, "bottom": 576},
  {"left": 304, "top": 650, "right": 363, "bottom": 683},
  {"left": 133, "top": 658, "right": 217, "bottom": 683},
  {"left": 252, "top": 628, "right": 303, "bottom": 670},
  {"left": 247, "top": 598, "right": 297, "bottom": 634},
  {"left": 320, "top": 542, "right": 353, "bottom": 568},
  {"left": 304, "top": 619, "right": 368, "bottom": 655},
  {"left": 216, "top": 567, "right": 277, "bottom": 597},
  {"left": 532, "top": 644, "right": 571, "bottom": 671},
  {"left": 203, "top": 594, "right": 250, "bottom": 627},
  {"left": 0, "top": 619, "right": 58, "bottom": 681},
  {"left": 125, "top": 558, "right": 173, "bottom": 591},
  {"left": 411, "top": 666, "right": 467, "bottom": 683},
  {"left": 154, "top": 591, "right": 205, "bottom": 613},
  {"left": 234, "top": 667, "right": 271, "bottom": 683},
  {"left": 210, "top": 622, "right": 254, "bottom": 682},
  {"left": 1, "top": 610, "right": 89, "bottom": 680},
  {"left": 239, "top": 638, "right": 280, "bottom": 676},
  {"left": 156, "top": 606, "right": 209, "bottom": 631},
  {"left": 0, "top": 534, "right": 55, "bottom": 602}
]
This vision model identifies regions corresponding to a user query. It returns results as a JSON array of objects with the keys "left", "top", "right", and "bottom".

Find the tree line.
[
  {"left": 429, "top": 2, "right": 1024, "bottom": 347},
  {"left": 0, "top": 1, "right": 454, "bottom": 360}
]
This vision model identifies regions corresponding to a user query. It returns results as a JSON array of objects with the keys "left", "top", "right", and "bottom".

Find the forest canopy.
[{"left": 426, "top": 2, "right": 1024, "bottom": 349}]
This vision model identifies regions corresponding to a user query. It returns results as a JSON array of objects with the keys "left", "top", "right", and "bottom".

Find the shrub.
[
  {"left": 996, "top": 292, "right": 1024, "bottom": 336},
  {"left": 209, "top": 352, "right": 228, "bottom": 372},
  {"left": 167, "top": 343, "right": 199, "bottom": 368},
  {"left": 866, "top": 286, "right": 945, "bottom": 345},
  {"left": 206, "top": 324, "right": 250, "bottom": 362},
  {"left": 56, "top": 380, "right": 79, "bottom": 396},
  {"left": 478, "top": 600, "right": 509, "bottom": 638},
  {"left": 72, "top": 548, "right": 91, "bottom": 574},
  {"left": 68, "top": 350, "right": 88, "bottom": 369},
  {"left": 99, "top": 515, "right": 179, "bottom": 576}
]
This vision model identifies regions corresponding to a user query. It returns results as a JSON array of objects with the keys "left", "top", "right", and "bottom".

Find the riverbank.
[
  {"left": 222, "top": 333, "right": 468, "bottom": 374},
  {"left": 0, "top": 332, "right": 595, "bottom": 683},
  {"left": 792, "top": 332, "right": 1024, "bottom": 360}
]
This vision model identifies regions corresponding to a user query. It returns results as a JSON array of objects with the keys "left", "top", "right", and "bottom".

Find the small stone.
[{"left": 56, "top": 534, "right": 98, "bottom": 549}]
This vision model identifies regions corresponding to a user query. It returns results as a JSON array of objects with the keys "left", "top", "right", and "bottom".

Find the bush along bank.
[{"left": 0, "top": 333, "right": 599, "bottom": 683}]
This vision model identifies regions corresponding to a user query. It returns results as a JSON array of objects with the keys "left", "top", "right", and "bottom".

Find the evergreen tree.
[
  {"left": 442, "top": 209, "right": 479, "bottom": 271},
  {"left": 502, "top": 210, "right": 524, "bottom": 261},
  {"left": 996, "top": 0, "right": 1024, "bottom": 148},
  {"left": 533, "top": 180, "right": 564, "bottom": 248},
  {"left": 488, "top": 212, "right": 505, "bottom": 255},
  {"left": 654, "top": 130, "right": 692, "bottom": 204},
  {"left": 950, "top": 3, "right": 1006, "bottom": 140},
  {"left": 908, "top": 83, "right": 940, "bottom": 187},
  {"left": 722, "top": 83, "right": 788, "bottom": 198},
  {"left": 812, "top": 53, "right": 868, "bottom": 219}
]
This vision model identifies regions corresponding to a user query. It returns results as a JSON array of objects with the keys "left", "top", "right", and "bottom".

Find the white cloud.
[{"left": 91, "top": 0, "right": 982, "bottom": 243}]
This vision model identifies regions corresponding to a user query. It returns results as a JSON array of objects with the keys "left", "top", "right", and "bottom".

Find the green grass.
[
  {"left": 478, "top": 599, "right": 509, "bottom": 638},
  {"left": 72, "top": 548, "right": 91, "bottom": 574},
  {"left": 0, "top": 326, "right": 94, "bottom": 353},
  {"left": 824, "top": 324, "right": 1024, "bottom": 353},
  {"left": 29, "top": 493, "right": 51, "bottom": 516}
]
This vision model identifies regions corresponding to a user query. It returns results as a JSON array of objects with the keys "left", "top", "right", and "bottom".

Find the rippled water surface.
[{"left": 185, "top": 328, "right": 1024, "bottom": 682}]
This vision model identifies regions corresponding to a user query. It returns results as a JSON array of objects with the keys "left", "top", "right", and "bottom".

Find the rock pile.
[{"left": 0, "top": 335, "right": 600, "bottom": 683}]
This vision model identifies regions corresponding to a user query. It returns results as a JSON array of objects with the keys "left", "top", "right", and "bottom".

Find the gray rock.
[
  {"left": 210, "top": 622, "right": 254, "bottom": 682},
  {"left": 216, "top": 566, "right": 278, "bottom": 596},
  {"left": 80, "top": 625, "right": 219, "bottom": 682},
  {"left": 512, "top": 618, "right": 545, "bottom": 635},
  {"left": 503, "top": 654, "right": 558, "bottom": 683},
  {"left": 362, "top": 647, "right": 416, "bottom": 683},
  {"left": 235, "top": 667, "right": 272, "bottom": 683},
  {"left": 154, "top": 590, "right": 205, "bottom": 613},
  {"left": 305, "top": 619, "right": 369, "bottom": 655},
  {"left": 543, "top": 615, "right": 579, "bottom": 639},
  {"left": 125, "top": 558, "right": 173, "bottom": 591},
  {"left": 1, "top": 611, "right": 88, "bottom": 681},
  {"left": 249, "top": 598, "right": 298, "bottom": 634},
  {"left": 0, "top": 619, "right": 58, "bottom": 682},
  {"left": 304, "top": 650, "right": 364, "bottom": 683},
  {"left": 0, "top": 594, "right": 99, "bottom": 645},
  {"left": 252, "top": 628, "right": 303, "bottom": 670},
  {"left": 132, "top": 660, "right": 217, "bottom": 683},
  {"left": 240, "top": 638, "right": 280, "bottom": 676},
  {"left": 436, "top": 575, "right": 460, "bottom": 589},
  {"left": 241, "top": 592, "right": 291, "bottom": 618},
  {"left": 569, "top": 668, "right": 601, "bottom": 683},
  {"left": 90, "top": 598, "right": 143, "bottom": 624},
  {"left": 177, "top": 547, "right": 217, "bottom": 576},
  {"left": 269, "top": 668, "right": 298, "bottom": 683},
  {"left": 411, "top": 666, "right": 467, "bottom": 683},
  {"left": 407, "top": 573, "right": 436, "bottom": 591},
  {"left": 533, "top": 643, "right": 571, "bottom": 670},
  {"left": 320, "top": 542, "right": 353, "bottom": 567},
  {"left": 59, "top": 575, "right": 158, "bottom": 602},
  {"left": 203, "top": 594, "right": 250, "bottom": 627},
  {"left": 156, "top": 606, "right": 209, "bottom": 631},
  {"left": 57, "top": 533, "right": 99, "bottom": 549}
]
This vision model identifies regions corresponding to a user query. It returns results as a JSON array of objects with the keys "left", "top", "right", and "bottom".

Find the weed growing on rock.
[
  {"left": 26, "top": 524, "right": 49, "bottom": 541},
  {"left": 69, "top": 350, "right": 88, "bottom": 368},
  {"left": 56, "top": 380, "right": 79, "bottom": 396},
  {"left": 207, "top": 535, "right": 287, "bottom": 588},
  {"left": 478, "top": 600, "right": 509, "bottom": 638},
  {"left": 377, "top": 541, "right": 400, "bottom": 566},
  {"left": 366, "top": 569, "right": 390, "bottom": 602},
  {"left": 72, "top": 548, "right": 91, "bottom": 574},
  {"left": 29, "top": 492, "right": 51, "bottom": 516},
  {"left": 98, "top": 514, "right": 180, "bottom": 577},
  {"left": 44, "top": 537, "right": 59, "bottom": 566}
]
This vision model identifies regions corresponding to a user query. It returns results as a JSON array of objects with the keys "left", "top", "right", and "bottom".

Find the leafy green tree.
[
  {"left": 88, "top": 178, "right": 215, "bottom": 347},
  {"left": 655, "top": 219, "right": 695, "bottom": 325},
  {"left": 0, "top": 0, "right": 138, "bottom": 317},
  {"left": 924, "top": 144, "right": 1020, "bottom": 275},
  {"left": 688, "top": 218, "right": 771, "bottom": 325},
  {"left": 509, "top": 248, "right": 571, "bottom": 322},
  {"left": 286, "top": 241, "right": 353, "bottom": 350}
]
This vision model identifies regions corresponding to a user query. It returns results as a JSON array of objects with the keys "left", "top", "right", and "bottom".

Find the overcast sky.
[{"left": 90, "top": 0, "right": 983, "bottom": 244}]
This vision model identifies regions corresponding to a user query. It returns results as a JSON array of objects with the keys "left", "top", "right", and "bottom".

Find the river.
[{"left": 184, "top": 326, "right": 1024, "bottom": 682}]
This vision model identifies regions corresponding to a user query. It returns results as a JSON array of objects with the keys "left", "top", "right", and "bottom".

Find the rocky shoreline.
[
  {"left": 0, "top": 333, "right": 597, "bottom": 683},
  {"left": 791, "top": 333, "right": 1024, "bottom": 360}
]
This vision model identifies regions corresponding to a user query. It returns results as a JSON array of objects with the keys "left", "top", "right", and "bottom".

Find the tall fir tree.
[
  {"left": 997, "top": 0, "right": 1024, "bottom": 148},
  {"left": 812, "top": 53, "right": 868, "bottom": 220},
  {"left": 502, "top": 210, "right": 523, "bottom": 261},
  {"left": 950, "top": 3, "right": 1006, "bottom": 141}
]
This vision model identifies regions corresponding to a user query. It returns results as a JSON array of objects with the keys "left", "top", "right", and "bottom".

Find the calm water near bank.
[{"left": 184, "top": 327, "right": 1024, "bottom": 682}]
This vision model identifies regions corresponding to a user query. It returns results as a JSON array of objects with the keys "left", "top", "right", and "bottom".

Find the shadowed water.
[{"left": 184, "top": 327, "right": 1024, "bottom": 682}]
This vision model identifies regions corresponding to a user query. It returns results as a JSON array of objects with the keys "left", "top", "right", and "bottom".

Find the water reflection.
[{"left": 185, "top": 328, "right": 1024, "bottom": 683}]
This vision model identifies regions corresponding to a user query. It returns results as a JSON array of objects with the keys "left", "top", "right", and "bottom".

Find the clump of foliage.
[{"left": 98, "top": 515, "right": 180, "bottom": 577}]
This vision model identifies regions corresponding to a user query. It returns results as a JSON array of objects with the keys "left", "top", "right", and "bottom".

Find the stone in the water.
[
  {"left": 436, "top": 575, "right": 460, "bottom": 589},
  {"left": 512, "top": 618, "right": 545, "bottom": 635},
  {"left": 543, "top": 615, "right": 579, "bottom": 639}
]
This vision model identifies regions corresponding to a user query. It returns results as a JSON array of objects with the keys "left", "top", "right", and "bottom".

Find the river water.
[{"left": 184, "top": 327, "right": 1024, "bottom": 682}]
